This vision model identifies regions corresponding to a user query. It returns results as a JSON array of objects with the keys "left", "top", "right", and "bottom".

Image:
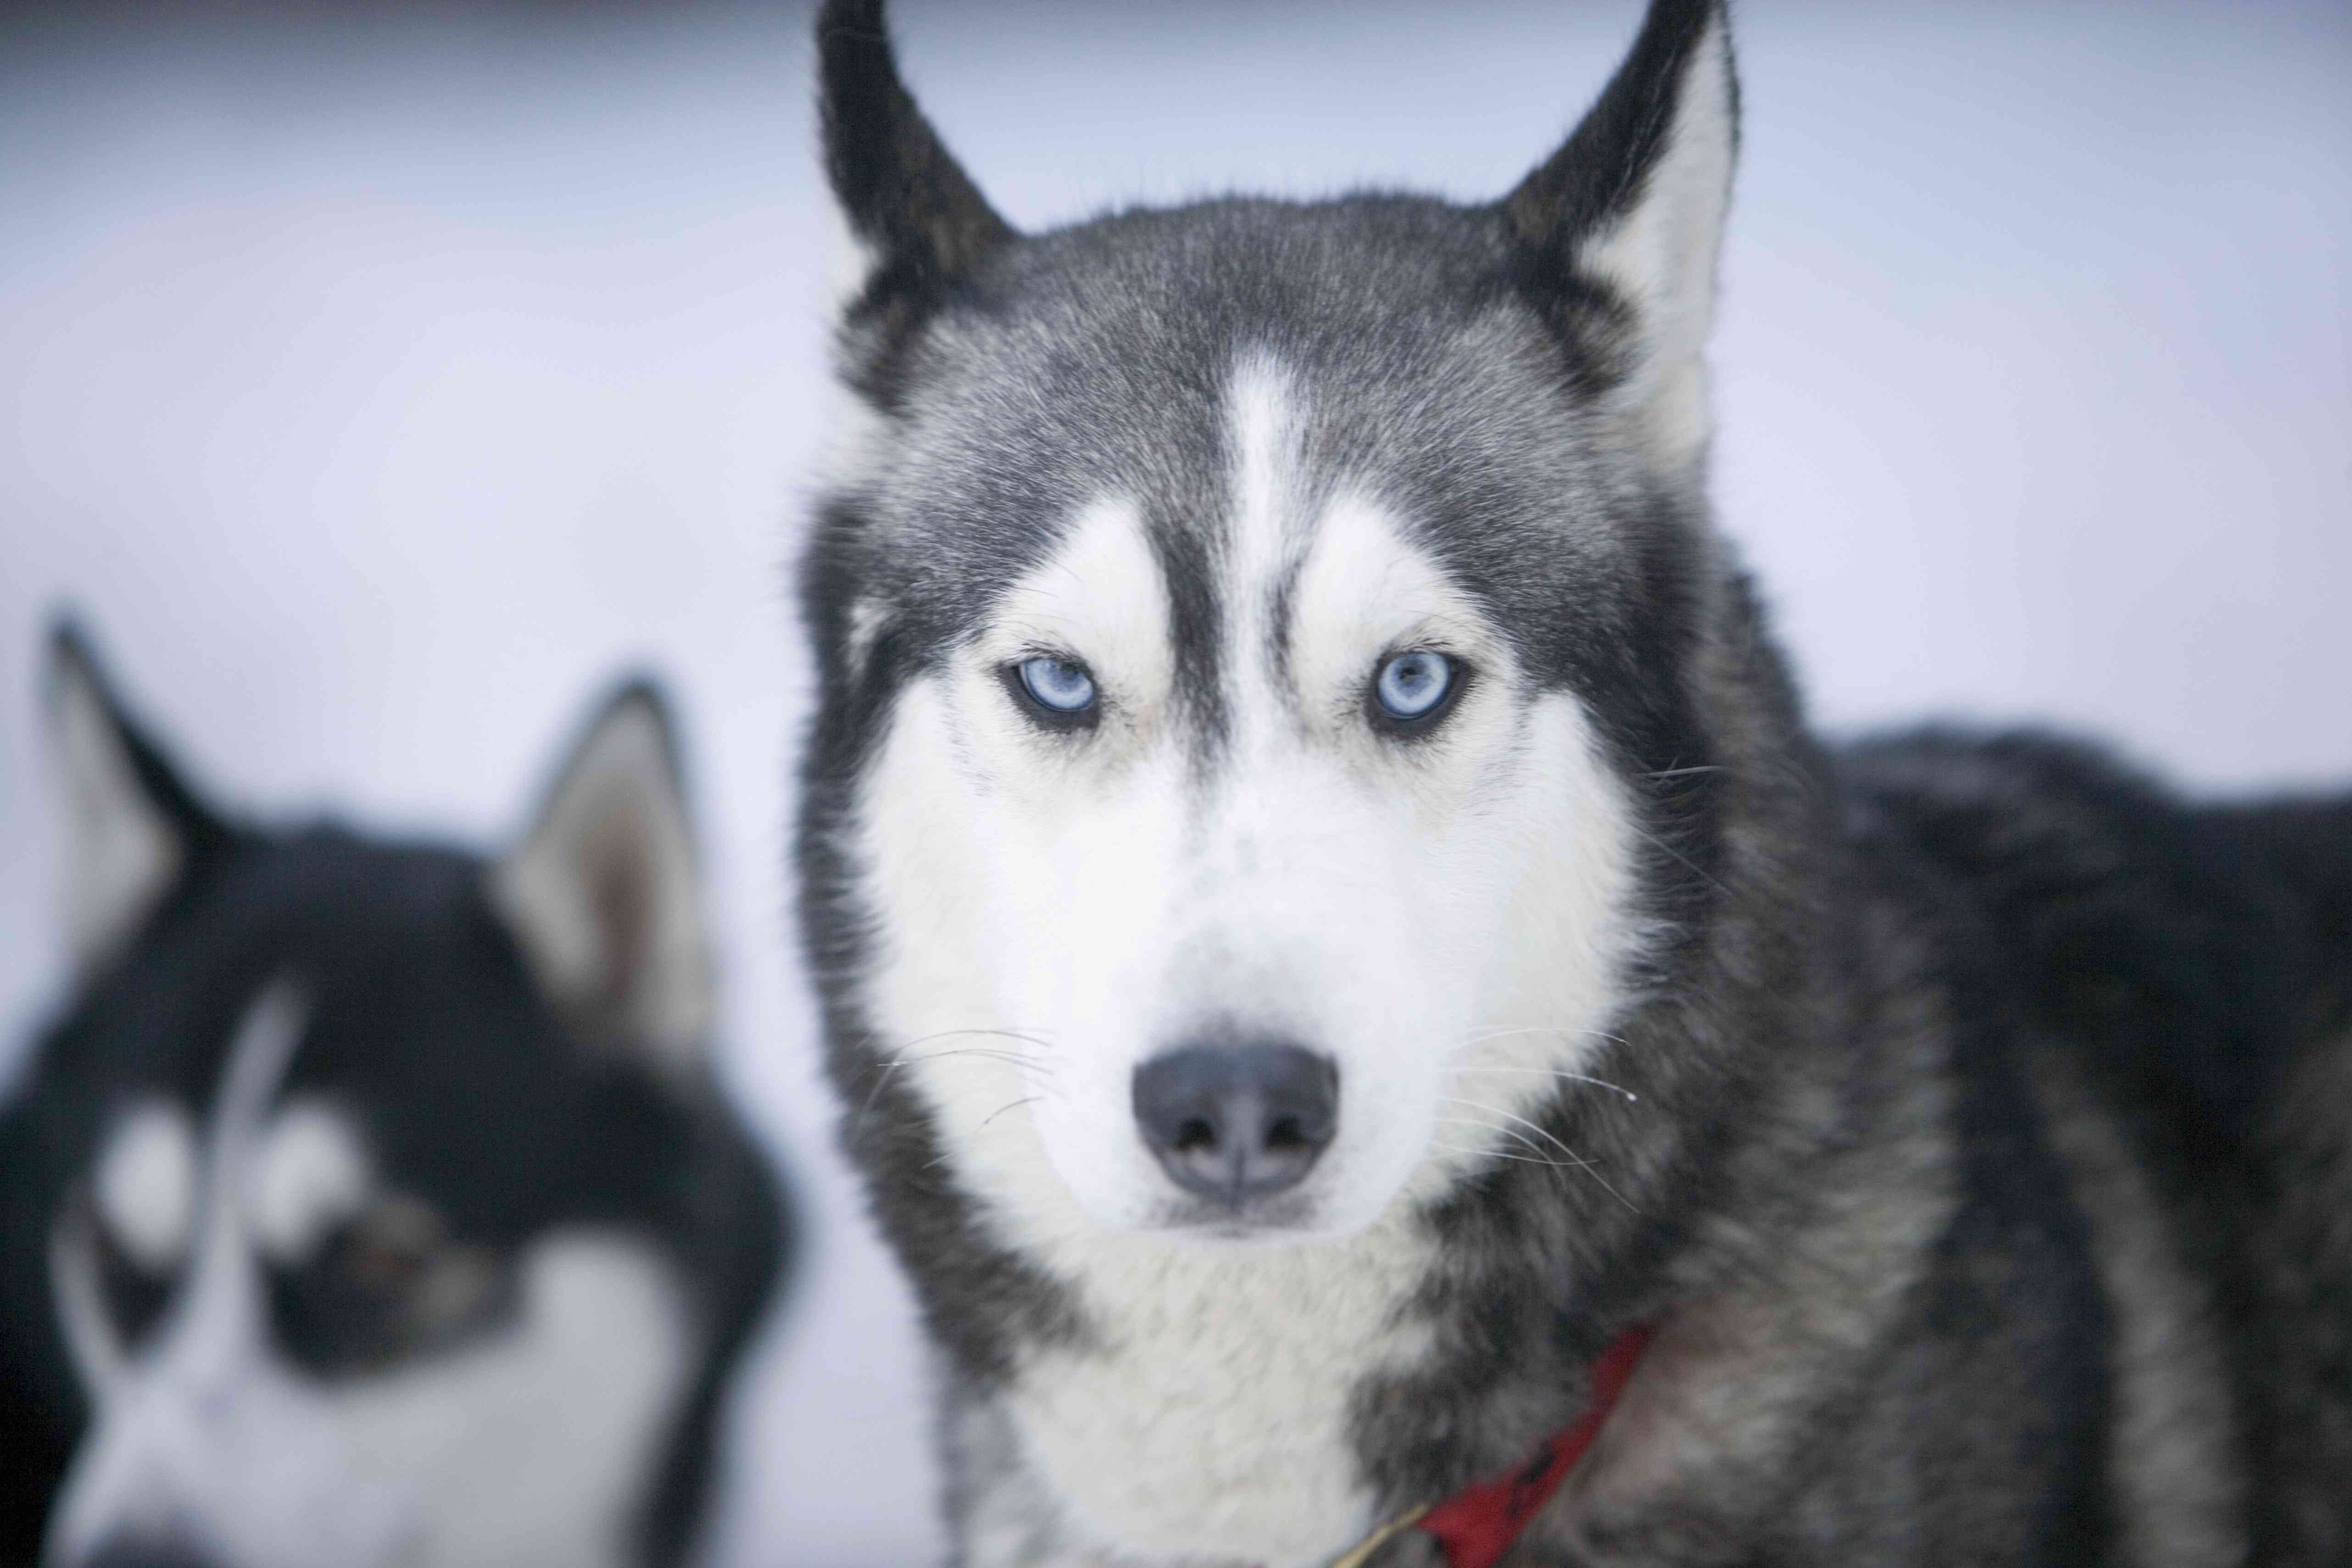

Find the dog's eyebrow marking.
[
  {"left": 991, "top": 494, "right": 1170, "bottom": 685},
  {"left": 249, "top": 1100, "right": 373, "bottom": 1266},
  {"left": 93, "top": 1100, "right": 198, "bottom": 1273}
]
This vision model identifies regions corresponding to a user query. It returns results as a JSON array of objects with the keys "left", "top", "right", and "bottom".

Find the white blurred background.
[{"left": 1, "top": 2, "right": 2345, "bottom": 1563}]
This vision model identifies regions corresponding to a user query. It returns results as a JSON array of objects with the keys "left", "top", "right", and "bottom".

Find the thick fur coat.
[{"left": 793, "top": 2, "right": 2352, "bottom": 1563}]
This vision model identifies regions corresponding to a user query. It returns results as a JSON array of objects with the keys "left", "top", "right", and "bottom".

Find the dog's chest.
[{"left": 995, "top": 1229, "right": 1436, "bottom": 1568}]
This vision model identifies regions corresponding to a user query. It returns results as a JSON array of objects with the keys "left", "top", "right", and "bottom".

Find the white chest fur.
[{"left": 996, "top": 1219, "right": 1436, "bottom": 1568}]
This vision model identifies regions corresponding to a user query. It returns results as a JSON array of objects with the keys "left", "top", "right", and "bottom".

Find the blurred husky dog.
[
  {"left": 0, "top": 622, "right": 786, "bottom": 1568},
  {"left": 796, "top": 0, "right": 2352, "bottom": 1564}
]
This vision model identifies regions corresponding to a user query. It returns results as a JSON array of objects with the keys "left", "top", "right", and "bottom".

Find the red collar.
[{"left": 1331, "top": 1322, "right": 1656, "bottom": 1568}]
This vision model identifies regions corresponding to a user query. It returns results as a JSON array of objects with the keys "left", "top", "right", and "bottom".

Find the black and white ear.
[
  {"left": 816, "top": 0, "right": 1014, "bottom": 348},
  {"left": 1504, "top": 0, "right": 1738, "bottom": 474},
  {"left": 490, "top": 682, "right": 713, "bottom": 1078},
  {"left": 42, "top": 619, "right": 217, "bottom": 973}
]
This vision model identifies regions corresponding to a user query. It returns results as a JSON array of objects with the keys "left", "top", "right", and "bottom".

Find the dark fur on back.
[{"left": 1845, "top": 730, "right": 2352, "bottom": 1565}]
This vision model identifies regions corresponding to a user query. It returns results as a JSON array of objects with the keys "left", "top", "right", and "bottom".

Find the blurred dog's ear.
[
  {"left": 817, "top": 0, "right": 1014, "bottom": 386},
  {"left": 1503, "top": 0, "right": 1738, "bottom": 475},
  {"left": 41, "top": 616, "right": 223, "bottom": 973},
  {"left": 491, "top": 681, "right": 713, "bottom": 1077}
]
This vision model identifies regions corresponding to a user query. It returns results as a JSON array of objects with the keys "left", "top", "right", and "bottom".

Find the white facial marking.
[
  {"left": 45, "top": 978, "right": 692, "bottom": 1568},
  {"left": 249, "top": 1100, "right": 373, "bottom": 1267},
  {"left": 853, "top": 350, "right": 1644, "bottom": 1563},
  {"left": 1224, "top": 353, "right": 1307, "bottom": 734},
  {"left": 94, "top": 1102, "right": 198, "bottom": 1276}
]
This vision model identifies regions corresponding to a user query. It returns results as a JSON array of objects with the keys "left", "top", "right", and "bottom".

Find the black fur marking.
[
  {"left": 818, "top": 0, "right": 1012, "bottom": 280},
  {"left": 1843, "top": 731, "right": 2306, "bottom": 1155},
  {"left": 818, "top": 0, "right": 1016, "bottom": 401},
  {"left": 0, "top": 1104, "right": 82, "bottom": 1560},
  {"left": 1846, "top": 730, "right": 2352, "bottom": 1563},
  {"left": 94, "top": 1206, "right": 179, "bottom": 1353},
  {"left": 1146, "top": 492, "right": 1231, "bottom": 764}
]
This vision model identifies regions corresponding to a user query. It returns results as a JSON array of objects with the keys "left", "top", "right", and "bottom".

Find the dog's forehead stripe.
[
  {"left": 219, "top": 978, "right": 312, "bottom": 1133},
  {"left": 1221, "top": 355, "right": 1312, "bottom": 739},
  {"left": 987, "top": 348, "right": 1489, "bottom": 776}
]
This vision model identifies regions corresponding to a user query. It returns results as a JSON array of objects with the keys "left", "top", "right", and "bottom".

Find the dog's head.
[
  {"left": 802, "top": 0, "right": 1738, "bottom": 1244},
  {"left": 10, "top": 624, "right": 784, "bottom": 1568}
]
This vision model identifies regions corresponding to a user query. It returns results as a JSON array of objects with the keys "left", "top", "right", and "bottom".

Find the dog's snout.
[{"left": 1132, "top": 1043, "right": 1338, "bottom": 1205}]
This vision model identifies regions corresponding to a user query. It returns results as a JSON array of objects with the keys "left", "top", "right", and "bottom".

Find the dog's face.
[
  {"left": 807, "top": 0, "right": 1735, "bottom": 1241},
  {"left": 13, "top": 630, "right": 781, "bottom": 1568}
]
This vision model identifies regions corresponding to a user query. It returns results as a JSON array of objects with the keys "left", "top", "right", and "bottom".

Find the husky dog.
[
  {"left": 0, "top": 622, "right": 786, "bottom": 1568},
  {"left": 795, "top": 0, "right": 2352, "bottom": 1564}
]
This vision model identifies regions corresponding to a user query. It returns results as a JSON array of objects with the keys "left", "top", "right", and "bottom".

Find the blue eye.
[
  {"left": 1374, "top": 651, "right": 1454, "bottom": 722},
  {"left": 1017, "top": 655, "right": 1097, "bottom": 715}
]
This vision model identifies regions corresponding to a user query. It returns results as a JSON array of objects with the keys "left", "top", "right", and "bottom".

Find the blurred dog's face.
[
  {"left": 47, "top": 984, "right": 689, "bottom": 1568},
  {"left": 22, "top": 631, "right": 771, "bottom": 1568}
]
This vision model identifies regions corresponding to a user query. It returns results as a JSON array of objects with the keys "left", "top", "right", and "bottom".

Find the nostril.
[{"left": 1131, "top": 1042, "right": 1339, "bottom": 1206}]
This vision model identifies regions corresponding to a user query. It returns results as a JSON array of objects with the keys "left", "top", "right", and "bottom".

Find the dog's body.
[
  {"left": 795, "top": 1, "right": 2352, "bottom": 1564},
  {"left": 0, "top": 625, "right": 786, "bottom": 1568}
]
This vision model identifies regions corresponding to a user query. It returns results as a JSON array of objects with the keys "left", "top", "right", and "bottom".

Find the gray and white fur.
[{"left": 794, "top": 2, "right": 2352, "bottom": 1563}]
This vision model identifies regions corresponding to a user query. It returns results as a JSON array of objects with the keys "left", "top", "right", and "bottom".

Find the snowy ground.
[{"left": 2, "top": 3, "right": 2346, "bottom": 1563}]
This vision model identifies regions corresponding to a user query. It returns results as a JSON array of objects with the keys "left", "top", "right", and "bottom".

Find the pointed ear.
[
  {"left": 41, "top": 617, "right": 219, "bottom": 973},
  {"left": 1503, "top": 0, "right": 1738, "bottom": 475},
  {"left": 490, "top": 681, "right": 713, "bottom": 1078},
  {"left": 816, "top": 0, "right": 1014, "bottom": 375}
]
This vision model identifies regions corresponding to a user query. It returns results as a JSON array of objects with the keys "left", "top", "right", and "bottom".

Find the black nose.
[{"left": 1131, "top": 1043, "right": 1338, "bottom": 1204}]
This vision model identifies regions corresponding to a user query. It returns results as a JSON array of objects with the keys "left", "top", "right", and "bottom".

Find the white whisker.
[
  {"left": 1453, "top": 1065, "right": 1638, "bottom": 1102},
  {"left": 853, "top": 1028, "right": 1064, "bottom": 1134},
  {"left": 1432, "top": 1117, "right": 1600, "bottom": 1170},
  {"left": 1633, "top": 823, "right": 1728, "bottom": 896},
  {"left": 1435, "top": 1098, "right": 1639, "bottom": 1212},
  {"left": 979, "top": 1095, "right": 1044, "bottom": 1130}
]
